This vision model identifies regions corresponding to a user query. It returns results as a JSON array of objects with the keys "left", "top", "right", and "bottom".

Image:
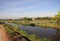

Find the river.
[
  {"left": 5, "top": 22, "right": 57, "bottom": 38},
  {"left": 19, "top": 25, "right": 56, "bottom": 38}
]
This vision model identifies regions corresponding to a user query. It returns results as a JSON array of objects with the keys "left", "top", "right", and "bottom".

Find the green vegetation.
[
  {"left": 9, "top": 11, "right": 60, "bottom": 28},
  {"left": 4, "top": 24, "right": 51, "bottom": 41},
  {"left": 30, "top": 23, "right": 36, "bottom": 26},
  {"left": 1, "top": 11, "right": 60, "bottom": 41}
]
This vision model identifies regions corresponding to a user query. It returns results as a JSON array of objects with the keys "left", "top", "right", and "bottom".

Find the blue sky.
[{"left": 0, "top": 0, "right": 60, "bottom": 19}]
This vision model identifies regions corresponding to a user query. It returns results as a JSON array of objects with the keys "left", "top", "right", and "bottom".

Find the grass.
[{"left": 3, "top": 24, "right": 52, "bottom": 41}]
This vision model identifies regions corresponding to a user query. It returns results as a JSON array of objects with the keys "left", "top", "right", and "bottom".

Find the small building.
[{"left": 32, "top": 18, "right": 35, "bottom": 21}]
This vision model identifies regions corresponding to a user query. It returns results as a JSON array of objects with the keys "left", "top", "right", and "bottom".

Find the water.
[
  {"left": 19, "top": 25, "right": 56, "bottom": 38},
  {"left": 5, "top": 22, "right": 57, "bottom": 38}
]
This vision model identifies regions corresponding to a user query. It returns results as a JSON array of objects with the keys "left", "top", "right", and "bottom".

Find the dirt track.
[{"left": 0, "top": 25, "right": 12, "bottom": 41}]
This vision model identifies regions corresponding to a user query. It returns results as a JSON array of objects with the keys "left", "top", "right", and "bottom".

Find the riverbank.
[
  {"left": 8, "top": 20, "right": 59, "bottom": 28},
  {"left": 3, "top": 23, "right": 53, "bottom": 41},
  {"left": 4, "top": 21, "right": 60, "bottom": 41},
  {"left": 13, "top": 21, "right": 60, "bottom": 29}
]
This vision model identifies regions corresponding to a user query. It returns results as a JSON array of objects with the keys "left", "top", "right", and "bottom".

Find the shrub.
[{"left": 30, "top": 23, "right": 36, "bottom": 26}]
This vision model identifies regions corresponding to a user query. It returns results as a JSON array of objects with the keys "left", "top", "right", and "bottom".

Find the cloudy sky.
[{"left": 0, "top": 0, "right": 60, "bottom": 19}]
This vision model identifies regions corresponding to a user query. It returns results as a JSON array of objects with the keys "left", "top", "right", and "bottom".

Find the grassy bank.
[{"left": 3, "top": 24, "right": 51, "bottom": 41}]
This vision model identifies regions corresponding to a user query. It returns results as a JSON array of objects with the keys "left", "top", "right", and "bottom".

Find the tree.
[{"left": 55, "top": 11, "right": 60, "bottom": 25}]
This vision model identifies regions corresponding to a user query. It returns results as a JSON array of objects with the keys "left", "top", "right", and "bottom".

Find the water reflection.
[{"left": 19, "top": 25, "right": 56, "bottom": 38}]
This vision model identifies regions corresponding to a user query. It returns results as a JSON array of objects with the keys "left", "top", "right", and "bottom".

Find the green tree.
[{"left": 55, "top": 11, "right": 60, "bottom": 25}]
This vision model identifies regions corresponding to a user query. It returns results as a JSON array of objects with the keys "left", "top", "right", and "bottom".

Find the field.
[{"left": 0, "top": 12, "right": 60, "bottom": 41}]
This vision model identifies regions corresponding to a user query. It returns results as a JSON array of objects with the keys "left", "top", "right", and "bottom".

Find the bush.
[{"left": 30, "top": 23, "right": 36, "bottom": 26}]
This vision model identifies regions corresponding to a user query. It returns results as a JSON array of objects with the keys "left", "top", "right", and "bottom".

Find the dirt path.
[{"left": 0, "top": 25, "right": 12, "bottom": 41}]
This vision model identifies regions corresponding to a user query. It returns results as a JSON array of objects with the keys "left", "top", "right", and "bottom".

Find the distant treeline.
[{"left": 0, "top": 11, "right": 60, "bottom": 25}]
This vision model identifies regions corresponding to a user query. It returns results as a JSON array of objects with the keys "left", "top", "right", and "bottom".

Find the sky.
[{"left": 0, "top": 0, "right": 60, "bottom": 19}]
